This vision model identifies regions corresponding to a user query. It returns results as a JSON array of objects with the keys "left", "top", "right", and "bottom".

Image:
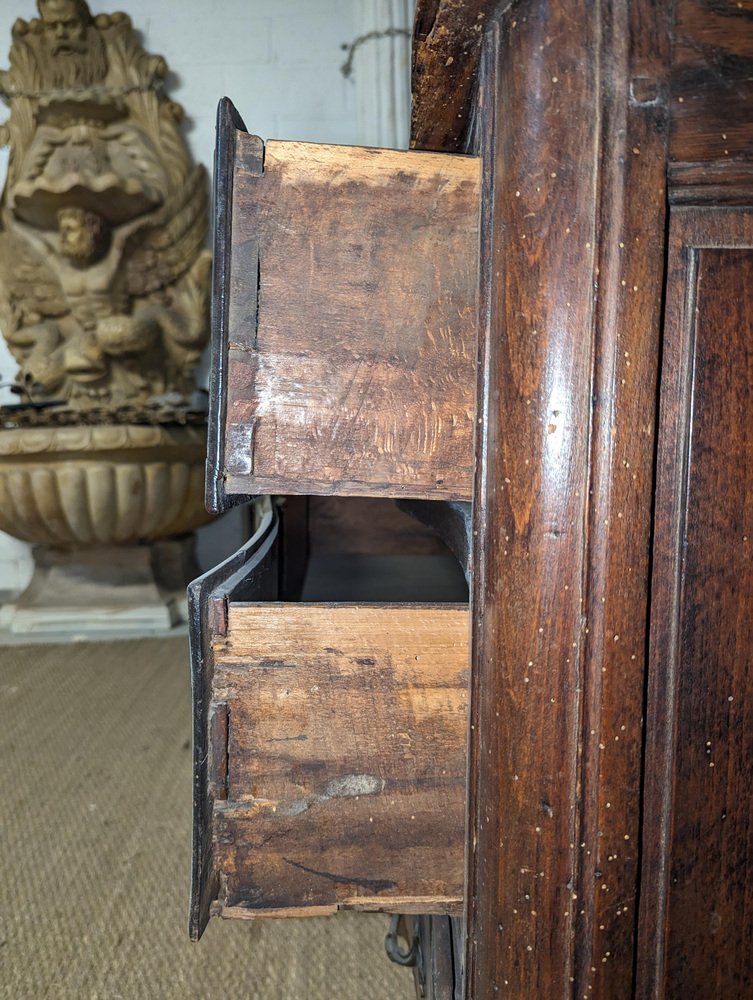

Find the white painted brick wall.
[{"left": 0, "top": 0, "right": 412, "bottom": 594}]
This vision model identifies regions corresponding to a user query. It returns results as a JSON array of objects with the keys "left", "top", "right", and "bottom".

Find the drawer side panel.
[{"left": 211, "top": 603, "right": 469, "bottom": 916}]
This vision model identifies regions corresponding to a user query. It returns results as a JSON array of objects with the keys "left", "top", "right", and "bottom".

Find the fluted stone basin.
[
  {"left": 0, "top": 421, "right": 213, "bottom": 632},
  {"left": 0, "top": 423, "right": 211, "bottom": 546}
]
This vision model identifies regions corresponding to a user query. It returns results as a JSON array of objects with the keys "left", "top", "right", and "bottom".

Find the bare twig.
[{"left": 340, "top": 27, "right": 410, "bottom": 79}]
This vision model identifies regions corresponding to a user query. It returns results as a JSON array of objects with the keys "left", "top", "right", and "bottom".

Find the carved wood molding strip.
[{"left": 467, "top": 1, "right": 670, "bottom": 995}]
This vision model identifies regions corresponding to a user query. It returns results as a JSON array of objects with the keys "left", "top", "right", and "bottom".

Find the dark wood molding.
[
  {"left": 467, "top": 6, "right": 601, "bottom": 994},
  {"left": 206, "top": 97, "right": 261, "bottom": 514},
  {"left": 574, "top": 0, "right": 671, "bottom": 995},
  {"left": 669, "top": 161, "right": 753, "bottom": 206},
  {"left": 467, "top": 1, "right": 670, "bottom": 995}
]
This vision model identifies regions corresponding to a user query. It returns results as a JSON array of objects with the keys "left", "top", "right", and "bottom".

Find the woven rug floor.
[{"left": 0, "top": 638, "right": 414, "bottom": 1000}]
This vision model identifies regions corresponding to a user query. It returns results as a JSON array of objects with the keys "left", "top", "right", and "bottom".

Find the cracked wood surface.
[
  {"left": 410, "top": 0, "right": 493, "bottom": 153},
  {"left": 208, "top": 603, "right": 469, "bottom": 916},
  {"left": 220, "top": 131, "right": 480, "bottom": 502}
]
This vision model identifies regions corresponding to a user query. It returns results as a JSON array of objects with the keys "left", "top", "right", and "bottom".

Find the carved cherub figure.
[
  {"left": 2, "top": 164, "right": 210, "bottom": 403},
  {"left": 0, "top": 1, "right": 211, "bottom": 410}
]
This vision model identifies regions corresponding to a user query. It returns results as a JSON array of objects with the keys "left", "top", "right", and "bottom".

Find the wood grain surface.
[
  {"left": 410, "top": 0, "right": 492, "bottom": 153},
  {"left": 222, "top": 134, "right": 480, "bottom": 502},
  {"left": 638, "top": 208, "right": 753, "bottom": 999},
  {"left": 209, "top": 604, "right": 469, "bottom": 917},
  {"left": 573, "top": 1, "right": 670, "bottom": 995},
  {"left": 670, "top": 0, "right": 753, "bottom": 201},
  {"left": 467, "top": 2, "right": 670, "bottom": 997},
  {"left": 467, "top": 9, "right": 599, "bottom": 995},
  {"left": 188, "top": 503, "right": 280, "bottom": 941}
]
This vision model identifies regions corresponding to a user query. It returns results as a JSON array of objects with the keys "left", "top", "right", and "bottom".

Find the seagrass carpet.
[{"left": 0, "top": 638, "right": 414, "bottom": 1000}]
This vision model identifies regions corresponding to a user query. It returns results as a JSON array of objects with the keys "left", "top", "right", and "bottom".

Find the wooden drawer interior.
[{"left": 190, "top": 501, "right": 469, "bottom": 935}]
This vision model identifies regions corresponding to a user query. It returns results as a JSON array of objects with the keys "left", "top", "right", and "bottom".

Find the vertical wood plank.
[
  {"left": 467, "top": 6, "right": 600, "bottom": 995},
  {"left": 637, "top": 210, "right": 753, "bottom": 999},
  {"left": 206, "top": 98, "right": 263, "bottom": 514},
  {"left": 574, "top": 2, "right": 670, "bottom": 996}
]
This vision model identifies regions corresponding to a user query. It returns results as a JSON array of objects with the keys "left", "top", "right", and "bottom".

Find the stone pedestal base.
[{"left": 1, "top": 538, "right": 198, "bottom": 635}]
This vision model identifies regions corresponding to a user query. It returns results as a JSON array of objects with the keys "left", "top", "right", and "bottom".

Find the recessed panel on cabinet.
[{"left": 640, "top": 209, "right": 753, "bottom": 998}]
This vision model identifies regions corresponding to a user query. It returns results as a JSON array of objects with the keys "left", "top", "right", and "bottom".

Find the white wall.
[{"left": 0, "top": 0, "right": 413, "bottom": 593}]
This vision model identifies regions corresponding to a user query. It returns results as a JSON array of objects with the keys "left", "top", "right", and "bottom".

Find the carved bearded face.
[
  {"left": 58, "top": 207, "right": 110, "bottom": 265},
  {"left": 38, "top": 0, "right": 88, "bottom": 56},
  {"left": 33, "top": 0, "right": 107, "bottom": 88}
]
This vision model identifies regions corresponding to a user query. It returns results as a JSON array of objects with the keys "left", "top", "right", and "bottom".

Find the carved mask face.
[
  {"left": 58, "top": 207, "right": 109, "bottom": 265},
  {"left": 39, "top": 0, "right": 88, "bottom": 56}
]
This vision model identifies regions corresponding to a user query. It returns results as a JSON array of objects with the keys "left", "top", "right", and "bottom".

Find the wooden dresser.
[{"left": 190, "top": 2, "right": 753, "bottom": 997}]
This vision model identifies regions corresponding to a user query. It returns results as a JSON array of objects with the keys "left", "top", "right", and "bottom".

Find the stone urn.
[
  {"left": 0, "top": 418, "right": 212, "bottom": 631},
  {"left": 0, "top": 422, "right": 208, "bottom": 545}
]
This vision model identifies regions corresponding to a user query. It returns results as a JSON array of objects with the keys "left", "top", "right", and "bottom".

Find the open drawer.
[{"left": 189, "top": 499, "right": 469, "bottom": 939}]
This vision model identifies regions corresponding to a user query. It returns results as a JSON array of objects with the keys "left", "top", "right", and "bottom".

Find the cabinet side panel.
[
  {"left": 665, "top": 248, "right": 753, "bottom": 996},
  {"left": 640, "top": 215, "right": 753, "bottom": 998}
]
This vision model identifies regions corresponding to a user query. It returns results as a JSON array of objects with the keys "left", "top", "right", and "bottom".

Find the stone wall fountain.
[{"left": 0, "top": 0, "right": 212, "bottom": 632}]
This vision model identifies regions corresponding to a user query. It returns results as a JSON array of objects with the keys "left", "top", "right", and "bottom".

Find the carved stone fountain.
[{"left": 0, "top": 1, "right": 212, "bottom": 631}]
